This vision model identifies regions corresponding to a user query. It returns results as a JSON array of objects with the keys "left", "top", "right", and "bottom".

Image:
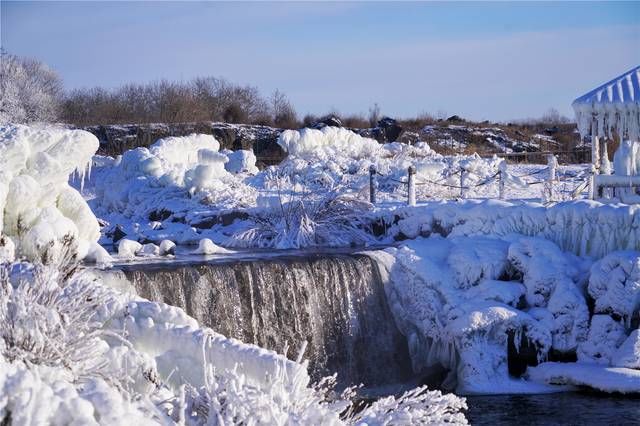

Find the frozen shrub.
[
  {"left": 0, "top": 259, "right": 121, "bottom": 382},
  {"left": 228, "top": 192, "right": 376, "bottom": 249}
]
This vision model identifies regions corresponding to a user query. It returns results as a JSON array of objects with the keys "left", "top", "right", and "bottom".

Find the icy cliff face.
[
  {"left": 0, "top": 124, "right": 101, "bottom": 262},
  {"left": 373, "top": 235, "right": 640, "bottom": 395}
]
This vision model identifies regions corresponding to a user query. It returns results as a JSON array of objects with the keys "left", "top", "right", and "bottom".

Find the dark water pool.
[{"left": 466, "top": 393, "right": 640, "bottom": 425}]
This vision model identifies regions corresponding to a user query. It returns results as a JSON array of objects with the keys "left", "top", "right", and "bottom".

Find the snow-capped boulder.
[
  {"left": 0, "top": 124, "right": 100, "bottom": 262},
  {"left": 578, "top": 315, "right": 627, "bottom": 365},
  {"left": 589, "top": 251, "right": 640, "bottom": 323},
  {"left": 159, "top": 240, "right": 176, "bottom": 256},
  {"left": 612, "top": 329, "right": 640, "bottom": 369},
  {"left": 118, "top": 239, "right": 142, "bottom": 258},
  {"left": 193, "top": 238, "right": 232, "bottom": 255}
]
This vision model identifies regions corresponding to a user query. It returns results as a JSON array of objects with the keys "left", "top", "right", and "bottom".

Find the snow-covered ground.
[{"left": 1, "top": 123, "right": 639, "bottom": 423}]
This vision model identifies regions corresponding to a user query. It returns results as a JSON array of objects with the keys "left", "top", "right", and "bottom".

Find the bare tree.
[
  {"left": 271, "top": 89, "right": 298, "bottom": 128},
  {"left": 368, "top": 103, "right": 380, "bottom": 127},
  {"left": 0, "top": 52, "right": 63, "bottom": 124}
]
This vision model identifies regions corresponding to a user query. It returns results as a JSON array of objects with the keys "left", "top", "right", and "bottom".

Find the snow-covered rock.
[
  {"left": 588, "top": 251, "right": 640, "bottom": 323},
  {"left": 612, "top": 329, "right": 640, "bottom": 369},
  {"left": 0, "top": 124, "right": 100, "bottom": 262},
  {"left": 159, "top": 239, "right": 176, "bottom": 256},
  {"left": 118, "top": 239, "right": 142, "bottom": 258},
  {"left": 578, "top": 315, "right": 627, "bottom": 365},
  {"left": 193, "top": 238, "right": 232, "bottom": 255}
]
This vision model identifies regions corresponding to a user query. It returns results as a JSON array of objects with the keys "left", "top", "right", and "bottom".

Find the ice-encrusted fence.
[{"left": 368, "top": 155, "right": 591, "bottom": 205}]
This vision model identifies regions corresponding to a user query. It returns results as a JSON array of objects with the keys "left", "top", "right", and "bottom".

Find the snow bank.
[
  {"left": 0, "top": 124, "right": 101, "bottom": 262},
  {"left": 528, "top": 362, "right": 640, "bottom": 394},
  {"left": 389, "top": 199, "right": 640, "bottom": 258}
]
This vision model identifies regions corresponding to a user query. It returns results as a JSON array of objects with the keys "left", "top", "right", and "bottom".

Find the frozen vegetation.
[{"left": 1, "top": 121, "right": 640, "bottom": 424}]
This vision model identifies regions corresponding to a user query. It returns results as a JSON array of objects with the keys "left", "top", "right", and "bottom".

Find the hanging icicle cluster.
[{"left": 572, "top": 66, "right": 640, "bottom": 142}]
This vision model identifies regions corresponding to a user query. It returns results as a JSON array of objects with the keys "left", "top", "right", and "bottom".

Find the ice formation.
[
  {"left": 388, "top": 199, "right": 640, "bottom": 258},
  {"left": 0, "top": 124, "right": 101, "bottom": 262},
  {"left": 374, "top": 234, "right": 640, "bottom": 395},
  {"left": 573, "top": 65, "right": 640, "bottom": 143}
]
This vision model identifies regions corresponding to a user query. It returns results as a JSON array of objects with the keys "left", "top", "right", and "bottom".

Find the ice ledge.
[{"left": 528, "top": 362, "right": 640, "bottom": 394}]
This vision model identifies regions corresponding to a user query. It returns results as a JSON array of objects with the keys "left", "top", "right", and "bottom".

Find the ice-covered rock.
[
  {"left": 118, "top": 239, "right": 142, "bottom": 258},
  {"left": 137, "top": 243, "right": 160, "bottom": 257},
  {"left": 193, "top": 238, "right": 232, "bottom": 255},
  {"left": 589, "top": 251, "right": 640, "bottom": 323},
  {"left": 158, "top": 239, "right": 176, "bottom": 256},
  {"left": 0, "top": 124, "right": 100, "bottom": 262},
  {"left": 578, "top": 315, "right": 627, "bottom": 365},
  {"left": 612, "top": 329, "right": 640, "bottom": 369}
]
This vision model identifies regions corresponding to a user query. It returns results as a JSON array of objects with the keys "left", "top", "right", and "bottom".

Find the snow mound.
[
  {"left": 278, "top": 126, "right": 382, "bottom": 159},
  {"left": 93, "top": 133, "right": 257, "bottom": 223},
  {"left": 0, "top": 124, "right": 100, "bottom": 262}
]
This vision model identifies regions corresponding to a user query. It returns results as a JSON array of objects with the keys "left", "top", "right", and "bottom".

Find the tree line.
[
  {"left": 0, "top": 52, "right": 299, "bottom": 128},
  {"left": 0, "top": 51, "right": 572, "bottom": 129}
]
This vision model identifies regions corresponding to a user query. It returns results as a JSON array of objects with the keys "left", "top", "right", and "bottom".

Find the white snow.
[
  {"left": 117, "top": 238, "right": 142, "bottom": 258},
  {"left": 612, "top": 329, "right": 640, "bottom": 369}
]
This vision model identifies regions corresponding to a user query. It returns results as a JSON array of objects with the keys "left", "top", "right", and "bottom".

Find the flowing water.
[{"left": 118, "top": 251, "right": 413, "bottom": 387}]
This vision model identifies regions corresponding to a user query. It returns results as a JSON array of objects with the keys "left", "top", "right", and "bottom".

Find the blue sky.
[{"left": 2, "top": 1, "right": 639, "bottom": 121}]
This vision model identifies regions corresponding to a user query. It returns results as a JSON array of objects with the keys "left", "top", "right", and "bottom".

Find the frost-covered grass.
[{"left": 227, "top": 192, "right": 377, "bottom": 249}]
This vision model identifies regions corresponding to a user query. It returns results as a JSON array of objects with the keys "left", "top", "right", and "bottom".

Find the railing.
[
  {"left": 483, "top": 149, "right": 591, "bottom": 165},
  {"left": 368, "top": 155, "right": 591, "bottom": 206}
]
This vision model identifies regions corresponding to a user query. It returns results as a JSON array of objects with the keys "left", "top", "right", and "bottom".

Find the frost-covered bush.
[
  {"left": 0, "top": 260, "right": 119, "bottom": 381},
  {"left": 172, "top": 354, "right": 468, "bottom": 425},
  {"left": 228, "top": 192, "right": 376, "bottom": 249}
]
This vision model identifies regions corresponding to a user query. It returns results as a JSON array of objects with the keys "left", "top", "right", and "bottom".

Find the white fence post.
[
  {"left": 543, "top": 154, "right": 557, "bottom": 203},
  {"left": 460, "top": 168, "right": 467, "bottom": 199},
  {"left": 498, "top": 160, "right": 507, "bottom": 200},
  {"left": 369, "top": 165, "right": 377, "bottom": 204},
  {"left": 588, "top": 164, "right": 596, "bottom": 200},
  {"left": 407, "top": 165, "right": 416, "bottom": 206}
]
